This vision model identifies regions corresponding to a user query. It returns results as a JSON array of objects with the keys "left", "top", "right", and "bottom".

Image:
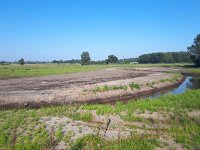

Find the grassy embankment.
[
  {"left": 90, "top": 73, "right": 182, "bottom": 93},
  {"left": 186, "top": 68, "right": 200, "bottom": 74},
  {"left": 0, "top": 63, "right": 191, "bottom": 78},
  {"left": 0, "top": 89, "right": 200, "bottom": 149}
]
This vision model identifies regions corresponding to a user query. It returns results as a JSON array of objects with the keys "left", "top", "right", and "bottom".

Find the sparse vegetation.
[
  {"left": 55, "top": 126, "right": 63, "bottom": 141},
  {"left": 0, "top": 89, "right": 199, "bottom": 149},
  {"left": 92, "top": 85, "right": 128, "bottom": 93},
  {"left": 70, "top": 134, "right": 160, "bottom": 150},
  {"left": 0, "top": 65, "right": 199, "bottom": 149},
  {"left": 0, "top": 0, "right": 199, "bottom": 148},
  {"left": 186, "top": 68, "right": 200, "bottom": 75},
  {"left": 0, "top": 89, "right": 200, "bottom": 149},
  {"left": 145, "top": 73, "right": 182, "bottom": 88},
  {"left": 85, "top": 89, "right": 200, "bottom": 114},
  {"left": 129, "top": 82, "right": 141, "bottom": 90},
  {"left": 146, "top": 81, "right": 156, "bottom": 88},
  {"left": 71, "top": 111, "right": 93, "bottom": 122},
  {"left": 91, "top": 82, "right": 143, "bottom": 93},
  {"left": 159, "top": 73, "right": 182, "bottom": 83}
]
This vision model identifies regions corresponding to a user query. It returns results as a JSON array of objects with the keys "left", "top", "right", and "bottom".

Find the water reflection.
[
  {"left": 149, "top": 76, "right": 200, "bottom": 99},
  {"left": 188, "top": 77, "right": 200, "bottom": 89}
]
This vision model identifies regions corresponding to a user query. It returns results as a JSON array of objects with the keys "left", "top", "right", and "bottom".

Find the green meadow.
[
  {"left": 0, "top": 64, "right": 108, "bottom": 78},
  {"left": 0, "top": 63, "right": 193, "bottom": 78}
]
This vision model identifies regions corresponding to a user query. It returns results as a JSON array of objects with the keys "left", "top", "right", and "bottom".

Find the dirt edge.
[{"left": 0, "top": 77, "right": 184, "bottom": 110}]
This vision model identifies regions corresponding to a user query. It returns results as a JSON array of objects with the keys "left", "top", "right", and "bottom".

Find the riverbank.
[
  {"left": 1, "top": 89, "right": 200, "bottom": 149},
  {"left": 0, "top": 66, "right": 200, "bottom": 149},
  {"left": 0, "top": 67, "right": 183, "bottom": 109}
]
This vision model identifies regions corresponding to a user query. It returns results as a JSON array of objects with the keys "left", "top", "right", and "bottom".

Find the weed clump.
[
  {"left": 92, "top": 85, "right": 128, "bottom": 93},
  {"left": 129, "top": 82, "right": 141, "bottom": 90}
]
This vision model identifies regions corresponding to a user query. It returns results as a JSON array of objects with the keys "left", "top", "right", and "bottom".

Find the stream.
[{"left": 149, "top": 76, "right": 200, "bottom": 99}]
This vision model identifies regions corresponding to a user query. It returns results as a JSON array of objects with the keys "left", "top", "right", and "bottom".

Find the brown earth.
[
  {"left": 41, "top": 109, "right": 185, "bottom": 150},
  {"left": 0, "top": 67, "right": 183, "bottom": 109}
]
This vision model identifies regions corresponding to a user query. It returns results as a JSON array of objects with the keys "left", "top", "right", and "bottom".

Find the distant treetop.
[
  {"left": 18, "top": 58, "right": 25, "bottom": 66},
  {"left": 81, "top": 51, "right": 91, "bottom": 65}
]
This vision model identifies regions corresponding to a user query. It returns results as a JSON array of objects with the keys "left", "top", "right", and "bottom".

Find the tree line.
[
  {"left": 1, "top": 51, "right": 192, "bottom": 66},
  {"left": 2, "top": 34, "right": 199, "bottom": 66},
  {"left": 137, "top": 51, "right": 191, "bottom": 64},
  {"left": 78, "top": 34, "right": 200, "bottom": 66}
]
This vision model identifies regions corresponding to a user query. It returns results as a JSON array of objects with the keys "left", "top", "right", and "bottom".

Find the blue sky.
[{"left": 0, "top": 0, "right": 200, "bottom": 61}]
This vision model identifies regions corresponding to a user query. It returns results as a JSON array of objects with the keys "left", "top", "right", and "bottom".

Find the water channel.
[{"left": 149, "top": 76, "right": 200, "bottom": 99}]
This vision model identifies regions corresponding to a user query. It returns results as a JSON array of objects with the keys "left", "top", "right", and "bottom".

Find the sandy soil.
[
  {"left": 41, "top": 109, "right": 185, "bottom": 150},
  {"left": 0, "top": 67, "right": 182, "bottom": 108}
]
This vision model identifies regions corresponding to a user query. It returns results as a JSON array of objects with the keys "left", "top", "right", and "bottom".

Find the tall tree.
[
  {"left": 187, "top": 34, "right": 200, "bottom": 66},
  {"left": 18, "top": 58, "right": 25, "bottom": 66},
  {"left": 81, "top": 51, "right": 91, "bottom": 65},
  {"left": 106, "top": 55, "right": 118, "bottom": 64}
]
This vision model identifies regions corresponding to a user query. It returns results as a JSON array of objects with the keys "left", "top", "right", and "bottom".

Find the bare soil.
[
  {"left": 0, "top": 67, "right": 182, "bottom": 109},
  {"left": 41, "top": 109, "right": 185, "bottom": 150}
]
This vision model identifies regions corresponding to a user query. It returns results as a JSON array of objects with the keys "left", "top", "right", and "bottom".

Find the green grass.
[
  {"left": 0, "top": 63, "right": 192, "bottom": 78},
  {"left": 129, "top": 82, "right": 141, "bottom": 90},
  {"left": 70, "top": 134, "right": 160, "bottom": 150},
  {"left": 71, "top": 111, "right": 93, "bottom": 122},
  {"left": 83, "top": 89, "right": 200, "bottom": 115},
  {"left": 55, "top": 126, "right": 64, "bottom": 141},
  {"left": 145, "top": 73, "right": 182, "bottom": 88},
  {"left": 186, "top": 68, "right": 200, "bottom": 74},
  {"left": 168, "top": 115, "right": 200, "bottom": 149},
  {"left": 0, "top": 89, "right": 200, "bottom": 149},
  {"left": 91, "top": 83, "right": 142, "bottom": 93},
  {"left": 0, "top": 106, "right": 93, "bottom": 149},
  {"left": 0, "top": 64, "right": 108, "bottom": 78},
  {"left": 82, "top": 90, "right": 200, "bottom": 149},
  {"left": 92, "top": 85, "right": 128, "bottom": 93},
  {"left": 146, "top": 81, "right": 156, "bottom": 88},
  {"left": 0, "top": 64, "right": 199, "bottom": 149},
  {"left": 160, "top": 73, "right": 182, "bottom": 83}
]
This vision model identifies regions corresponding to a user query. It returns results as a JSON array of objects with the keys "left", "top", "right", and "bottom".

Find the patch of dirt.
[
  {"left": 78, "top": 109, "right": 146, "bottom": 129},
  {"left": 135, "top": 110, "right": 169, "bottom": 120},
  {"left": 41, "top": 115, "right": 131, "bottom": 149},
  {"left": 188, "top": 110, "right": 200, "bottom": 119},
  {"left": 156, "top": 136, "right": 185, "bottom": 150},
  {"left": 0, "top": 67, "right": 183, "bottom": 109},
  {"left": 54, "top": 141, "right": 66, "bottom": 150},
  {"left": 41, "top": 116, "right": 94, "bottom": 141},
  {"left": 41, "top": 108, "right": 186, "bottom": 150}
]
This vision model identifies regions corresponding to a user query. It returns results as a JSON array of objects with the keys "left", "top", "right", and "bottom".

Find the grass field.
[
  {"left": 0, "top": 64, "right": 109, "bottom": 78},
  {"left": 0, "top": 89, "right": 199, "bottom": 149},
  {"left": 0, "top": 63, "right": 193, "bottom": 78},
  {"left": 0, "top": 63, "right": 199, "bottom": 149}
]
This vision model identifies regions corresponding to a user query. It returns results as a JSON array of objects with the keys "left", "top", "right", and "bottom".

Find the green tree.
[
  {"left": 138, "top": 52, "right": 191, "bottom": 64},
  {"left": 187, "top": 34, "right": 200, "bottom": 66},
  {"left": 18, "top": 58, "right": 25, "bottom": 66},
  {"left": 106, "top": 55, "right": 118, "bottom": 64},
  {"left": 81, "top": 51, "right": 91, "bottom": 65}
]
